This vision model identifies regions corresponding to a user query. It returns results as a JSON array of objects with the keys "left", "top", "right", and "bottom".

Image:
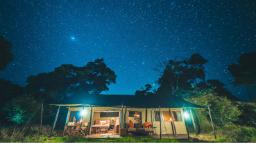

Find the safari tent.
[{"left": 51, "top": 95, "right": 203, "bottom": 139}]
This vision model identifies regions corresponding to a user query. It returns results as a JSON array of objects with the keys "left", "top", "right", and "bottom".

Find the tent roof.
[{"left": 51, "top": 94, "right": 204, "bottom": 108}]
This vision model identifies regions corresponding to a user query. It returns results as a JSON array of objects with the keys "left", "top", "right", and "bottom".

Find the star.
[{"left": 70, "top": 36, "right": 76, "bottom": 41}]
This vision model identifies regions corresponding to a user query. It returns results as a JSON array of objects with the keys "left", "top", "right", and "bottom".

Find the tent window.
[
  {"left": 128, "top": 111, "right": 136, "bottom": 117},
  {"left": 100, "top": 112, "right": 119, "bottom": 117},
  {"left": 172, "top": 111, "right": 182, "bottom": 121},
  {"left": 129, "top": 111, "right": 141, "bottom": 118},
  {"left": 69, "top": 111, "right": 81, "bottom": 122},
  {"left": 163, "top": 111, "right": 172, "bottom": 121},
  {"left": 154, "top": 111, "right": 160, "bottom": 121}
]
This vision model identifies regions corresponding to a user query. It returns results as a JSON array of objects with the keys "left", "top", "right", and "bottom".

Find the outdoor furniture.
[
  {"left": 63, "top": 122, "right": 89, "bottom": 136},
  {"left": 91, "top": 124, "right": 110, "bottom": 134},
  {"left": 143, "top": 122, "right": 153, "bottom": 128}
]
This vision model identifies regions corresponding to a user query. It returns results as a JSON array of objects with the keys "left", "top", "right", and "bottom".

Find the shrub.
[
  {"left": 0, "top": 125, "right": 55, "bottom": 141},
  {"left": 221, "top": 125, "right": 256, "bottom": 142}
]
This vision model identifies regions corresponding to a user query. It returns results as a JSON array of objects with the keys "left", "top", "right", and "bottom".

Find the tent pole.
[
  {"left": 52, "top": 106, "right": 60, "bottom": 131},
  {"left": 124, "top": 106, "right": 127, "bottom": 128},
  {"left": 169, "top": 108, "right": 175, "bottom": 136},
  {"left": 189, "top": 109, "right": 197, "bottom": 133},
  {"left": 170, "top": 110, "right": 177, "bottom": 136},
  {"left": 40, "top": 103, "right": 44, "bottom": 133},
  {"left": 63, "top": 107, "right": 70, "bottom": 136},
  {"left": 145, "top": 108, "right": 148, "bottom": 122},
  {"left": 88, "top": 106, "right": 93, "bottom": 135},
  {"left": 183, "top": 108, "right": 190, "bottom": 140},
  {"left": 150, "top": 109, "right": 153, "bottom": 123},
  {"left": 159, "top": 106, "right": 162, "bottom": 139},
  {"left": 120, "top": 105, "right": 124, "bottom": 129},
  {"left": 208, "top": 105, "right": 216, "bottom": 139}
]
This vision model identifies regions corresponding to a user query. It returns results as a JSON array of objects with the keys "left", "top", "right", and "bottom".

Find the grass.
[{"left": 46, "top": 136, "right": 181, "bottom": 142}]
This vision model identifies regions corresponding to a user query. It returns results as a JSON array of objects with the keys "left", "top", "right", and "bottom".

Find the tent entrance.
[{"left": 90, "top": 111, "right": 120, "bottom": 137}]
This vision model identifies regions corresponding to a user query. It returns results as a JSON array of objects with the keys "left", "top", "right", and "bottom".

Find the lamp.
[
  {"left": 183, "top": 111, "right": 190, "bottom": 120},
  {"left": 80, "top": 109, "right": 88, "bottom": 117}
]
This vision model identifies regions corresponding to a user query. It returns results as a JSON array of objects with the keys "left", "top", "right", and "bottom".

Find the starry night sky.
[{"left": 0, "top": 0, "right": 256, "bottom": 97}]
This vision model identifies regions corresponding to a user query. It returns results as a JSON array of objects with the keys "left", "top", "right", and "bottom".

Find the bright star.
[{"left": 70, "top": 36, "right": 76, "bottom": 41}]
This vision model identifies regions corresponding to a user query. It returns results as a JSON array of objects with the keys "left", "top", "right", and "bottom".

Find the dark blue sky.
[{"left": 0, "top": 0, "right": 256, "bottom": 97}]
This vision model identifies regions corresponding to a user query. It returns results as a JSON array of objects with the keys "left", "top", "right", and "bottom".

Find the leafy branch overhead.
[
  {"left": 228, "top": 52, "right": 256, "bottom": 86},
  {"left": 26, "top": 58, "right": 116, "bottom": 103},
  {"left": 157, "top": 53, "right": 208, "bottom": 97},
  {"left": 0, "top": 36, "right": 13, "bottom": 70}
]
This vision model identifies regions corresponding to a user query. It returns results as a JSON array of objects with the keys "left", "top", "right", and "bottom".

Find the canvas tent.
[{"left": 50, "top": 95, "right": 204, "bottom": 138}]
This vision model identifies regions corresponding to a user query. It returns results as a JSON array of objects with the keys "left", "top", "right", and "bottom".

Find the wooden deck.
[
  {"left": 84, "top": 133, "right": 187, "bottom": 139},
  {"left": 85, "top": 133, "right": 120, "bottom": 138}
]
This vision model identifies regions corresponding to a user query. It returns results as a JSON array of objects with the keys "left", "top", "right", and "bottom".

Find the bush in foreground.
[
  {"left": 0, "top": 125, "right": 55, "bottom": 141},
  {"left": 218, "top": 124, "right": 256, "bottom": 142}
]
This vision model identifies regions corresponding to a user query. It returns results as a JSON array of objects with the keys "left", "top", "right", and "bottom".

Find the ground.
[{"left": 24, "top": 136, "right": 182, "bottom": 142}]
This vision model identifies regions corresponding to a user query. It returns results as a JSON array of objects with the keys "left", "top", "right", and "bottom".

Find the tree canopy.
[
  {"left": 228, "top": 52, "right": 256, "bottom": 86},
  {"left": 206, "top": 80, "right": 238, "bottom": 100},
  {"left": 157, "top": 53, "right": 207, "bottom": 97},
  {"left": 0, "top": 79, "right": 24, "bottom": 105},
  {"left": 228, "top": 51, "right": 256, "bottom": 100},
  {"left": 0, "top": 36, "right": 13, "bottom": 70},
  {"left": 26, "top": 58, "right": 116, "bottom": 103},
  {"left": 135, "top": 83, "right": 155, "bottom": 96}
]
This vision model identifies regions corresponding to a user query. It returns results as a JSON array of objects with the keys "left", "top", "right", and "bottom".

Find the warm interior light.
[
  {"left": 80, "top": 109, "right": 87, "bottom": 117},
  {"left": 183, "top": 111, "right": 190, "bottom": 119},
  {"left": 134, "top": 113, "right": 140, "bottom": 118}
]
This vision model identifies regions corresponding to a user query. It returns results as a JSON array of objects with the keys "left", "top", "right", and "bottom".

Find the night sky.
[{"left": 0, "top": 0, "right": 256, "bottom": 97}]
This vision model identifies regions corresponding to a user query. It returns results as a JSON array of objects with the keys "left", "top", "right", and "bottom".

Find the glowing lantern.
[
  {"left": 183, "top": 111, "right": 190, "bottom": 119},
  {"left": 80, "top": 109, "right": 88, "bottom": 117}
]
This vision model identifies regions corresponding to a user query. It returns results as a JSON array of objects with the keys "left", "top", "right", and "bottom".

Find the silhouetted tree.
[
  {"left": 189, "top": 94, "right": 241, "bottom": 128},
  {"left": 206, "top": 80, "right": 238, "bottom": 100},
  {"left": 0, "top": 36, "right": 13, "bottom": 70},
  {"left": 157, "top": 53, "right": 207, "bottom": 97},
  {"left": 236, "top": 102, "right": 256, "bottom": 128},
  {"left": 135, "top": 84, "right": 155, "bottom": 96},
  {"left": 26, "top": 58, "right": 116, "bottom": 103},
  {"left": 228, "top": 51, "right": 256, "bottom": 100},
  {"left": 0, "top": 79, "right": 25, "bottom": 125},
  {"left": 0, "top": 79, "right": 24, "bottom": 105}
]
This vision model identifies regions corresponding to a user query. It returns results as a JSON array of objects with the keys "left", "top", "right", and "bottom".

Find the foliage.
[
  {"left": 228, "top": 51, "right": 256, "bottom": 100},
  {"left": 135, "top": 84, "right": 155, "bottom": 96},
  {"left": 0, "top": 125, "right": 55, "bottom": 141},
  {"left": 0, "top": 36, "right": 13, "bottom": 70},
  {"left": 0, "top": 79, "right": 24, "bottom": 125},
  {"left": 206, "top": 80, "right": 238, "bottom": 100},
  {"left": 157, "top": 53, "right": 207, "bottom": 97},
  {"left": 0, "top": 79, "right": 24, "bottom": 105},
  {"left": 3, "top": 96, "right": 40, "bottom": 125},
  {"left": 228, "top": 51, "right": 256, "bottom": 86},
  {"left": 219, "top": 124, "right": 256, "bottom": 142},
  {"left": 189, "top": 94, "right": 241, "bottom": 127},
  {"left": 26, "top": 58, "right": 116, "bottom": 103},
  {"left": 236, "top": 102, "right": 256, "bottom": 128}
]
